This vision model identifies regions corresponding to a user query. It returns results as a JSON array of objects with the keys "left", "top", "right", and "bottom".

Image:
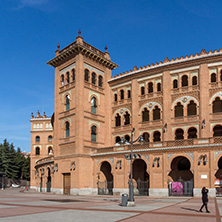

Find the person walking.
[{"left": 199, "top": 187, "right": 210, "bottom": 213}]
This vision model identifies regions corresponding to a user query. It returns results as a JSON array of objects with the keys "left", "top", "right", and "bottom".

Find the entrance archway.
[
  {"left": 98, "top": 161, "right": 113, "bottom": 195},
  {"left": 215, "top": 156, "right": 222, "bottom": 196},
  {"left": 168, "top": 156, "right": 193, "bottom": 196},
  {"left": 46, "top": 168, "right": 51, "bottom": 192},
  {"left": 132, "top": 159, "right": 149, "bottom": 195}
]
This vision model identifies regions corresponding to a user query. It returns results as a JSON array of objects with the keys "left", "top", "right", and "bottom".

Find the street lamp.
[{"left": 120, "top": 128, "right": 144, "bottom": 206}]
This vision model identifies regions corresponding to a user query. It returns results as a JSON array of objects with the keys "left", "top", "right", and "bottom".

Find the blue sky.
[{"left": 1, "top": 0, "right": 222, "bottom": 152}]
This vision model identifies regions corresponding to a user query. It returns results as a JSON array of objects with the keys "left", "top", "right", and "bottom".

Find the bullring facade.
[{"left": 30, "top": 31, "right": 222, "bottom": 197}]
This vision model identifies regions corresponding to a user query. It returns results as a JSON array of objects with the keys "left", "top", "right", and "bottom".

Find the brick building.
[{"left": 30, "top": 31, "right": 222, "bottom": 197}]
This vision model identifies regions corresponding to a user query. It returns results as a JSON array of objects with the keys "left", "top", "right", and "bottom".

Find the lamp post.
[{"left": 120, "top": 128, "right": 144, "bottom": 206}]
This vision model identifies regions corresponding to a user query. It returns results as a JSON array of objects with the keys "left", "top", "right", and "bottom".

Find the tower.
[{"left": 47, "top": 31, "right": 118, "bottom": 194}]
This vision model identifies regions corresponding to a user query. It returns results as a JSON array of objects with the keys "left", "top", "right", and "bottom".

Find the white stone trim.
[
  {"left": 193, "top": 188, "right": 216, "bottom": 197},
  {"left": 208, "top": 62, "right": 222, "bottom": 67},
  {"left": 70, "top": 188, "right": 98, "bottom": 195},
  {"left": 111, "top": 81, "right": 131, "bottom": 89},
  {"left": 170, "top": 66, "right": 199, "bottom": 74},
  {"left": 149, "top": 189, "right": 168, "bottom": 197},
  {"left": 138, "top": 73, "right": 162, "bottom": 82}
]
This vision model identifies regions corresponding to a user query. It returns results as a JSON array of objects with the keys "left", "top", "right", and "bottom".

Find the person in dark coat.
[{"left": 199, "top": 187, "right": 210, "bottom": 213}]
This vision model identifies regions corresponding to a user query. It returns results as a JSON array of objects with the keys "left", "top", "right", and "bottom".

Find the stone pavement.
[{"left": 0, "top": 188, "right": 221, "bottom": 222}]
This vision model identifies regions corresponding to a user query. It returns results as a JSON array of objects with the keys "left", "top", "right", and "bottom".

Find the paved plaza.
[{"left": 0, "top": 188, "right": 221, "bottom": 222}]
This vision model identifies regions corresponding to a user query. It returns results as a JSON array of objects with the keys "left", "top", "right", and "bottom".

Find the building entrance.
[
  {"left": 63, "top": 173, "right": 71, "bottom": 195},
  {"left": 98, "top": 161, "right": 113, "bottom": 195},
  {"left": 169, "top": 156, "right": 193, "bottom": 196},
  {"left": 215, "top": 156, "right": 222, "bottom": 196},
  {"left": 46, "top": 168, "right": 51, "bottom": 192},
  {"left": 133, "top": 159, "right": 149, "bottom": 196}
]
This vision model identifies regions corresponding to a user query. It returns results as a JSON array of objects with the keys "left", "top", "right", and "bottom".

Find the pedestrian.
[
  {"left": 26, "top": 186, "right": 28, "bottom": 191},
  {"left": 199, "top": 186, "right": 210, "bottom": 213}
]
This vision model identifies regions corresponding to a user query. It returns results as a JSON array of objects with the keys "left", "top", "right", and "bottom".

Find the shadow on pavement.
[{"left": 181, "top": 207, "right": 199, "bottom": 212}]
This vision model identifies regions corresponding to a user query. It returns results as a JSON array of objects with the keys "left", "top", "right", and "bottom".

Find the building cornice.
[
  {"left": 109, "top": 50, "right": 222, "bottom": 83},
  {"left": 47, "top": 42, "right": 118, "bottom": 70},
  {"left": 30, "top": 118, "right": 51, "bottom": 121}
]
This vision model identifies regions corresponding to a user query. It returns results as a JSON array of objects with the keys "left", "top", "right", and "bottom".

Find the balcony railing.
[
  {"left": 35, "top": 156, "right": 54, "bottom": 166},
  {"left": 94, "top": 137, "right": 222, "bottom": 154}
]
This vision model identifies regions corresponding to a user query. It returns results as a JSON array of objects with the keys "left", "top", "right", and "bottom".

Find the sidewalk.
[{"left": 0, "top": 188, "right": 220, "bottom": 222}]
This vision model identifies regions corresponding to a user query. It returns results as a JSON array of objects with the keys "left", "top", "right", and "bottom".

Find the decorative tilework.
[
  {"left": 209, "top": 69, "right": 217, "bottom": 75},
  {"left": 139, "top": 102, "right": 162, "bottom": 113},
  {"left": 84, "top": 63, "right": 104, "bottom": 76},
  {"left": 210, "top": 91, "right": 222, "bottom": 104},
  {"left": 89, "top": 120, "right": 100, "bottom": 131},
  {"left": 109, "top": 158, "right": 113, "bottom": 164},
  {"left": 172, "top": 76, "right": 178, "bottom": 80},
  {"left": 185, "top": 152, "right": 193, "bottom": 160},
  {"left": 172, "top": 124, "right": 199, "bottom": 132},
  {"left": 210, "top": 122, "right": 222, "bottom": 132},
  {"left": 214, "top": 151, "right": 222, "bottom": 160},
  {"left": 89, "top": 90, "right": 100, "bottom": 104},
  {"left": 143, "top": 155, "right": 149, "bottom": 162},
  {"left": 191, "top": 71, "right": 198, "bottom": 77},
  {"left": 167, "top": 153, "right": 175, "bottom": 161},
  {"left": 172, "top": 96, "right": 199, "bottom": 108},
  {"left": 62, "top": 117, "right": 71, "bottom": 127},
  {"left": 113, "top": 108, "right": 132, "bottom": 117},
  {"left": 60, "top": 63, "right": 75, "bottom": 75}
]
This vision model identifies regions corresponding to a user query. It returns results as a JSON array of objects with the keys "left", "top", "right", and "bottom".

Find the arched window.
[
  {"left": 141, "top": 86, "right": 145, "bottom": 95},
  {"left": 187, "top": 100, "right": 197, "bottom": 116},
  {"left": 66, "top": 72, "right": 70, "bottom": 84},
  {"left": 175, "top": 102, "right": 184, "bottom": 117},
  {"left": 115, "top": 136, "right": 121, "bottom": 143},
  {"left": 127, "top": 90, "right": 131, "bottom": 99},
  {"left": 35, "top": 147, "right": 40, "bottom": 155},
  {"left": 213, "top": 125, "right": 222, "bottom": 137},
  {"left": 125, "top": 135, "right": 130, "bottom": 142},
  {"left": 115, "top": 113, "right": 121, "bottom": 127},
  {"left": 65, "top": 121, "right": 70, "bottom": 138},
  {"left": 213, "top": 97, "right": 222, "bottom": 113},
  {"left": 91, "top": 125, "right": 97, "bottom": 142},
  {"left": 173, "top": 79, "right": 178, "bottom": 88},
  {"left": 65, "top": 95, "right": 70, "bottom": 111},
  {"left": 36, "top": 136, "right": 40, "bottom": 142},
  {"left": 175, "top": 128, "right": 184, "bottom": 140},
  {"left": 98, "top": 75, "right": 103, "bottom": 87},
  {"left": 181, "top": 75, "right": 188, "bottom": 87},
  {"left": 61, "top": 75, "right": 64, "bottom": 86},
  {"left": 143, "top": 132, "right": 149, "bottom": 142},
  {"left": 142, "top": 108, "right": 149, "bottom": 122},
  {"left": 114, "top": 94, "right": 117, "bottom": 102},
  {"left": 120, "top": 90, "right": 124, "bottom": 100},
  {"left": 192, "top": 76, "right": 197, "bottom": 85},
  {"left": 84, "top": 69, "right": 89, "bottom": 82},
  {"left": 48, "top": 135, "right": 53, "bottom": 142},
  {"left": 211, "top": 73, "right": 216, "bottom": 82},
  {"left": 153, "top": 131, "right": 161, "bottom": 142},
  {"left": 148, "top": 82, "right": 153, "bottom": 93},
  {"left": 220, "top": 70, "right": 222, "bottom": 81},
  {"left": 92, "top": 72, "right": 96, "bottom": 84},
  {"left": 48, "top": 146, "right": 53, "bottom": 155},
  {"left": 72, "top": 69, "right": 75, "bottom": 81},
  {"left": 91, "top": 97, "right": 97, "bottom": 114},
  {"left": 188, "top": 127, "right": 197, "bottom": 139},
  {"left": 157, "top": 83, "right": 161, "bottom": 92},
  {"left": 124, "top": 112, "right": 130, "bottom": 125},
  {"left": 153, "top": 106, "right": 160, "bottom": 120}
]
